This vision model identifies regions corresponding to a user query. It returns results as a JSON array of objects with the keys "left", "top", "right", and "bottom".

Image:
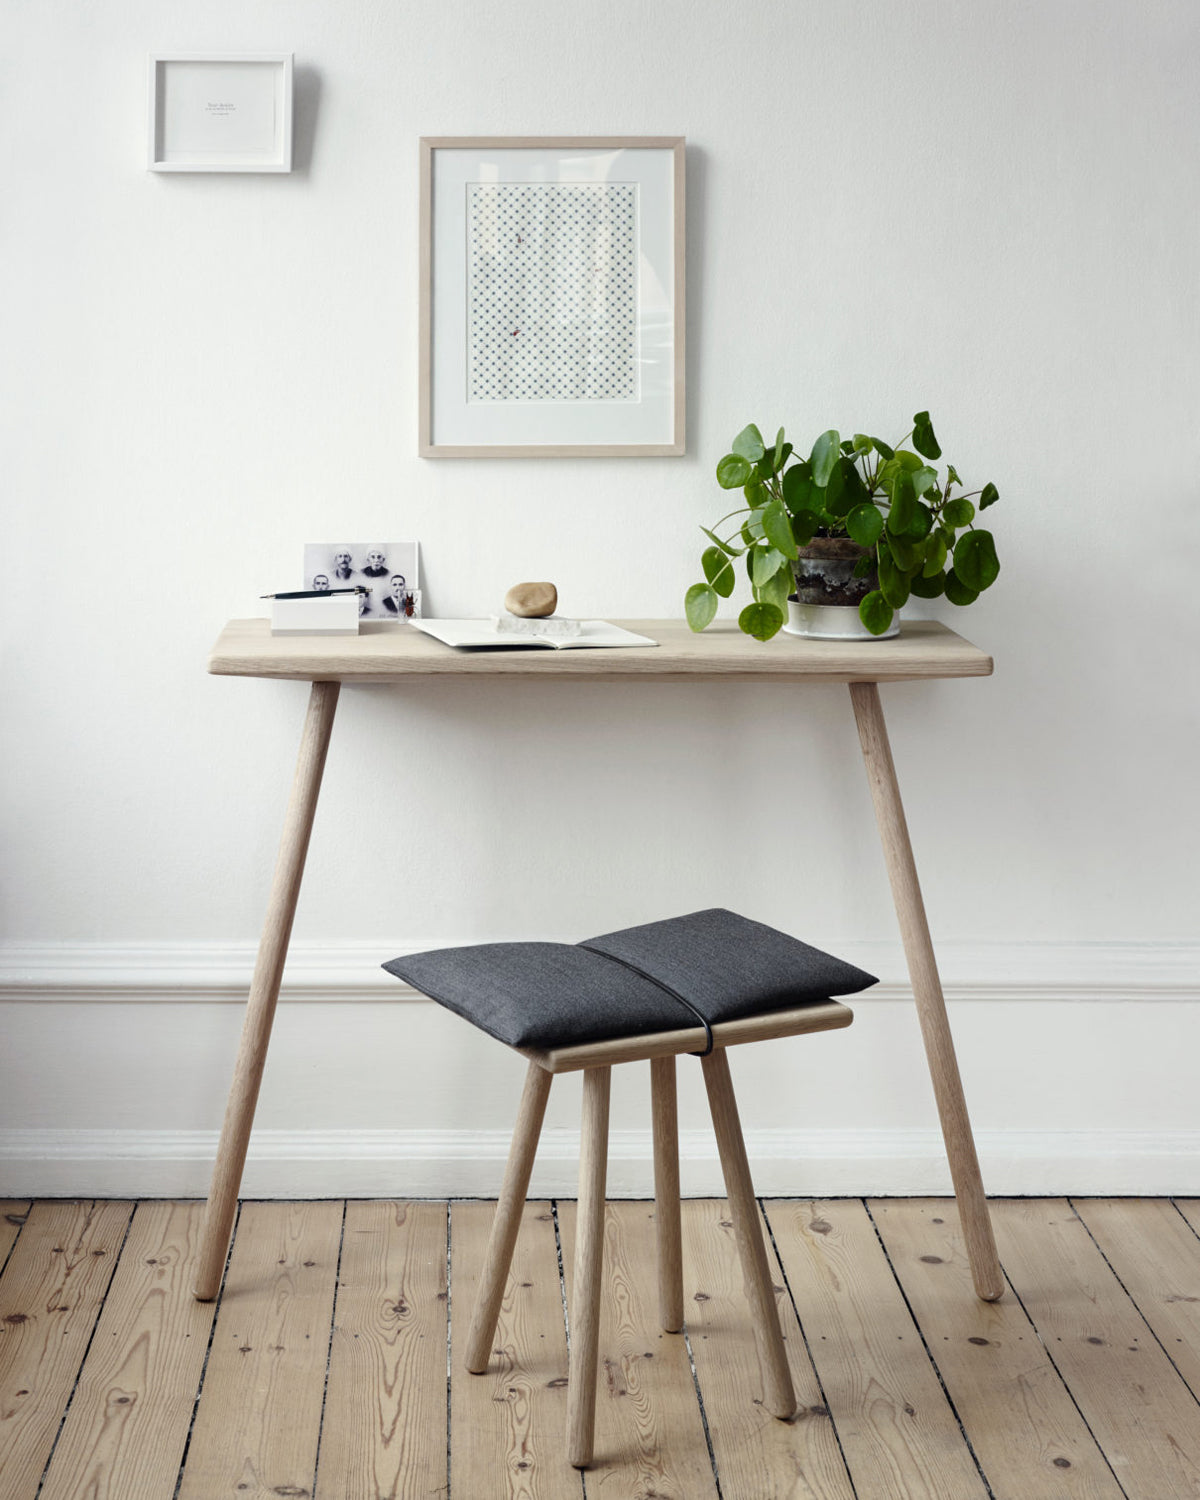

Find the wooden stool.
[{"left": 384, "top": 908, "right": 872, "bottom": 1469}]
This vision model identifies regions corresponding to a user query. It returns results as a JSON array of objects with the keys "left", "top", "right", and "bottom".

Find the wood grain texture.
[
  {"left": 208, "top": 617, "right": 992, "bottom": 683},
  {"left": 450, "top": 1199, "right": 580, "bottom": 1500},
  {"left": 178, "top": 1200, "right": 343, "bottom": 1500},
  {"left": 521, "top": 999, "right": 852, "bottom": 1074},
  {"left": 1072, "top": 1198, "right": 1200, "bottom": 1401},
  {"left": 466, "top": 1062, "right": 553, "bottom": 1373},
  {"left": 567, "top": 1066, "right": 611, "bottom": 1468},
  {"left": 870, "top": 1198, "right": 1124, "bottom": 1498},
  {"left": 0, "top": 1200, "right": 133, "bottom": 1500},
  {"left": 680, "top": 1199, "right": 854, "bottom": 1500},
  {"left": 850, "top": 679, "right": 1003, "bottom": 1302},
  {"left": 559, "top": 1200, "right": 718, "bottom": 1497},
  {"left": 701, "top": 1048, "right": 795, "bottom": 1419},
  {"left": 39, "top": 1201, "right": 217, "bottom": 1500},
  {"left": 992, "top": 1198, "right": 1200, "bottom": 1499},
  {"left": 315, "top": 1200, "right": 447, "bottom": 1500},
  {"left": 650, "top": 1056, "right": 684, "bottom": 1334},
  {"left": 194, "top": 679, "right": 340, "bottom": 1301},
  {"left": 764, "top": 1198, "right": 989, "bottom": 1499},
  {"left": 0, "top": 1202, "right": 29, "bottom": 1272}
]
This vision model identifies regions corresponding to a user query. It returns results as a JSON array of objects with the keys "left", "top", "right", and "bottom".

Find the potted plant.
[{"left": 685, "top": 411, "right": 1000, "bottom": 640}]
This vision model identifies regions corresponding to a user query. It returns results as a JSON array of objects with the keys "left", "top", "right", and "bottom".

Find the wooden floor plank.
[
  {"left": 38, "top": 1201, "right": 218, "bottom": 1500},
  {"left": 559, "top": 1199, "right": 718, "bottom": 1497},
  {"left": 870, "top": 1198, "right": 1124, "bottom": 1499},
  {"left": 451, "top": 1199, "right": 581, "bottom": 1500},
  {"left": 992, "top": 1198, "right": 1200, "bottom": 1500},
  {"left": 1175, "top": 1201, "right": 1200, "bottom": 1240},
  {"left": 0, "top": 1199, "right": 134, "bottom": 1500},
  {"left": 0, "top": 1202, "right": 30, "bottom": 1273},
  {"left": 764, "top": 1198, "right": 989, "bottom": 1500},
  {"left": 680, "top": 1198, "right": 854, "bottom": 1500},
  {"left": 315, "top": 1200, "right": 447, "bottom": 1500},
  {"left": 177, "top": 1199, "right": 343, "bottom": 1500},
  {"left": 1073, "top": 1199, "right": 1200, "bottom": 1402}
]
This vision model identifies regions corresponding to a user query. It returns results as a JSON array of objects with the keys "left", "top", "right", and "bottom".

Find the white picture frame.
[
  {"left": 149, "top": 54, "right": 293, "bottom": 173},
  {"left": 419, "top": 136, "right": 686, "bottom": 458}
]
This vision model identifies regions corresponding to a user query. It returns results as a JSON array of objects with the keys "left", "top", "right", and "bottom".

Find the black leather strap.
[{"left": 578, "top": 941, "right": 715, "bottom": 1056}]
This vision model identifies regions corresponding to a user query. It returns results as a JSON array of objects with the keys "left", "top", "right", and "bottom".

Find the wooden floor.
[{"left": 2, "top": 1198, "right": 1200, "bottom": 1498}]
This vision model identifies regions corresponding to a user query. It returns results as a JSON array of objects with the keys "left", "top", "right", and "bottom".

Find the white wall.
[{"left": 3, "top": 0, "right": 1198, "bottom": 1196}]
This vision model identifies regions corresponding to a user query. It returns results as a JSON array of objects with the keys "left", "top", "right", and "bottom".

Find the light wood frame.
[{"left": 418, "top": 136, "right": 686, "bottom": 458}]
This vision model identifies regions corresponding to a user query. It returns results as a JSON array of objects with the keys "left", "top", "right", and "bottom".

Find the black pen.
[{"left": 260, "top": 586, "right": 368, "bottom": 599}]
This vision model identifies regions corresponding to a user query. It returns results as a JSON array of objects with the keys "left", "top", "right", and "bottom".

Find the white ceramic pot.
[{"left": 783, "top": 596, "right": 900, "bottom": 640}]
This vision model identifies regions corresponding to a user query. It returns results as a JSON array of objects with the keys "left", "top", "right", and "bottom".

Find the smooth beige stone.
[{"left": 504, "top": 581, "right": 558, "bottom": 618}]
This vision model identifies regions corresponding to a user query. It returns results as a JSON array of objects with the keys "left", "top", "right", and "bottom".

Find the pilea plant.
[{"left": 685, "top": 411, "right": 1000, "bottom": 640}]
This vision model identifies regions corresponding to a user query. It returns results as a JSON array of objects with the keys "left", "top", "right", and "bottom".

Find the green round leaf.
[
  {"left": 942, "top": 497, "right": 975, "bottom": 528},
  {"left": 870, "top": 436, "right": 895, "bottom": 461},
  {"left": 717, "top": 453, "right": 753, "bottom": 489},
  {"left": 761, "top": 498, "right": 799, "bottom": 559},
  {"left": 809, "top": 429, "right": 841, "bottom": 488},
  {"left": 912, "top": 410, "right": 942, "bottom": 461},
  {"left": 888, "top": 534, "right": 923, "bottom": 572},
  {"left": 946, "top": 464, "right": 963, "bottom": 487},
  {"left": 953, "top": 528, "right": 1000, "bottom": 592},
  {"left": 886, "top": 471, "right": 917, "bottom": 534},
  {"left": 878, "top": 551, "right": 910, "bottom": 609},
  {"left": 909, "top": 571, "right": 945, "bottom": 598},
  {"left": 744, "top": 476, "right": 767, "bottom": 505},
  {"left": 756, "top": 562, "right": 792, "bottom": 613},
  {"left": 731, "top": 424, "right": 766, "bottom": 462},
  {"left": 738, "top": 601, "right": 785, "bottom": 641},
  {"left": 853, "top": 552, "right": 876, "bottom": 579},
  {"left": 741, "top": 509, "right": 765, "bottom": 547},
  {"left": 923, "top": 534, "right": 948, "bottom": 576},
  {"left": 790, "top": 509, "right": 821, "bottom": 546},
  {"left": 702, "top": 545, "right": 736, "bottom": 598},
  {"left": 773, "top": 427, "right": 786, "bottom": 469},
  {"left": 944, "top": 568, "right": 980, "bottom": 607},
  {"left": 846, "top": 503, "right": 884, "bottom": 547},
  {"left": 859, "top": 591, "right": 895, "bottom": 636},
  {"left": 979, "top": 481, "right": 1000, "bottom": 509},
  {"left": 913, "top": 465, "right": 939, "bottom": 499},
  {"left": 823, "top": 459, "right": 850, "bottom": 517},
  {"left": 901, "top": 503, "right": 934, "bottom": 540},
  {"left": 749, "top": 544, "right": 787, "bottom": 587},
  {"left": 685, "top": 582, "right": 719, "bottom": 631}
]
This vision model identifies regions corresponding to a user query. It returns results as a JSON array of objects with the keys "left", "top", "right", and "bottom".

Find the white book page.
[{"left": 410, "top": 619, "right": 658, "bottom": 650}]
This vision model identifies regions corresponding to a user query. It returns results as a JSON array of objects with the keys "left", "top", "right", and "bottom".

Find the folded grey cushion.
[
  {"left": 581, "top": 908, "right": 877, "bottom": 1025},
  {"left": 382, "top": 941, "right": 697, "bottom": 1049},
  {"left": 383, "top": 910, "right": 876, "bottom": 1050}
]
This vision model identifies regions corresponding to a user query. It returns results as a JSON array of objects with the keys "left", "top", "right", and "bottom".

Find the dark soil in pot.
[{"left": 791, "top": 537, "right": 877, "bottom": 606}]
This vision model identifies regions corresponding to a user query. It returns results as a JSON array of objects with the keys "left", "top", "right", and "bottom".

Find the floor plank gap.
[{"left": 308, "top": 1198, "right": 347, "bottom": 1500}]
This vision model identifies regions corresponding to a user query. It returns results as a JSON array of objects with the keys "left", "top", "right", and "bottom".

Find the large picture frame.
[{"left": 419, "top": 136, "right": 685, "bottom": 458}]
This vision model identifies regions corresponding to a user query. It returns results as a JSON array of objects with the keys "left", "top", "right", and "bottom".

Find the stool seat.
[{"left": 382, "top": 908, "right": 873, "bottom": 1470}]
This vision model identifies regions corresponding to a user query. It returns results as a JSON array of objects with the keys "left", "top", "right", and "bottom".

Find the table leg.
[
  {"left": 192, "top": 680, "right": 341, "bottom": 1301},
  {"left": 849, "top": 680, "right": 1004, "bottom": 1302}
]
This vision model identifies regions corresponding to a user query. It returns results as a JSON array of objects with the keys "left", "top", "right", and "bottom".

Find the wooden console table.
[{"left": 194, "top": 618, "right": 1003, "bottom": 1303}]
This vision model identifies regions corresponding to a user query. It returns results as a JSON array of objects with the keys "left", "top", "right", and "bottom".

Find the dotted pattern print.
[{"left": 467, "top": 183, "right": 638, "bottom": 402}]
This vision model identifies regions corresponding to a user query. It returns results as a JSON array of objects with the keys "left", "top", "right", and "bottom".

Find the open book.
[{"left": 409, "top": 619, "right": 658, "bottom": 652}]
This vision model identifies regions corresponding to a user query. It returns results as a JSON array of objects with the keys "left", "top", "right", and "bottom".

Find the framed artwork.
[
  {"left": 419, "top": 136, "right": 685, "bottom": 457},
  {"left": 148, "top": 54, "right": 293, "bottom": 172}
]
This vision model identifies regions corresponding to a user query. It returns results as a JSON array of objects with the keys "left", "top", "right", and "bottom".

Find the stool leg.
[
  {"left": 701, "top": 1047, "right": 796, "bottom": 1420},
  {"left": 464, "top": 1061, "right": 553, "bottom": 1374},
  {"left": 568, "top": 1065, "right": 611, "bottom": 1469},
  {"left": 650, "top": 1056, "right": 684, "bottom": 1333}
]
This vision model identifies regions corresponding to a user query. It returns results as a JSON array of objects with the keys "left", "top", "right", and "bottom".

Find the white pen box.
[{"left": 270, "top": 594, "right": 360, "bottom": 635}]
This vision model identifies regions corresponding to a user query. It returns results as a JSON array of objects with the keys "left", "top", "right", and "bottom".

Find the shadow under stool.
[{"left": 383, "top": 908, "right": 876, "bottom": 1469}]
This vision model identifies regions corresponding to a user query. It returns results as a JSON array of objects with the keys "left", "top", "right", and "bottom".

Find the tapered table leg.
[
  {"left": 193, "top": 680, "right": 341, "bottom": 1301},
  {"left": 701, "top": 1047, "right": 796, "bottom": 1419},
  {"left": 849, "top": 680, "right": 1004, "bottom": 1301},
  {"left": 650, "top": 1056, "right": 684, "bottom": 1333},
  {"left": 568, "top": 1066, "right": 611, "bottom": 1469},
  {"left": 465, "top": 1061, "right": 553, "bottom": 1372}
]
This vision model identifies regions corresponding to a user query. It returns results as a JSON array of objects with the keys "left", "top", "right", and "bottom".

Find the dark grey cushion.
[
  {"left": 382, "top": 941, "right": 697, "bottom": 1049},
  {"left": 383, "top": 909, "right": 876, "bottom": 1050},
  {"left": 581, "top": 908, "right": 877, "bottom": 1024}
]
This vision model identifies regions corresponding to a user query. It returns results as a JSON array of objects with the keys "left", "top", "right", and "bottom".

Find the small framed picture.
[
  {"left": 420, "top": 136, "right": 685, "bottom": 457},
  {"left": 303, "top": 543, "right": 421, "bottom": 621},
  {"left": 148, "top": 54, "right": 293, "bottom": 172}
]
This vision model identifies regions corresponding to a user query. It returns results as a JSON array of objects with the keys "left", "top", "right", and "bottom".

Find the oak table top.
[{"left": 208, "top": 617, "right": 992, "bottom": 684}]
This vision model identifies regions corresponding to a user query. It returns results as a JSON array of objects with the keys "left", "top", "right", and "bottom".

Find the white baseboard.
[
  {"left": 1, "top": 938, "right": 1197, "bottom": 1003},
  {"left": 3, "top": 1126, "right": 1198, "bottom": 1198}
]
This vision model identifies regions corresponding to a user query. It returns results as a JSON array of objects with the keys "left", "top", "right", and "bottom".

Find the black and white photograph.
[{"left": 303, "top": 541, "right": 420, "bottom": 619}]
